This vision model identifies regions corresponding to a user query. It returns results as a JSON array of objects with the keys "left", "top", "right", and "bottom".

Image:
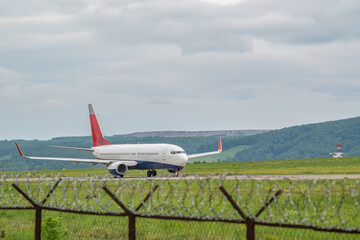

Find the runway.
[{"left": 2, "top": 174, "right": 360, "bottom": 182}]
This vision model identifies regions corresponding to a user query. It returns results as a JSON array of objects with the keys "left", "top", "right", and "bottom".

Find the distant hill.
[
  {"left": 121, "top": 130, "right": 268, "bottom": 138},
  {"left": 0, "top": 133, "right": 249, "bottom": 171},
  {"left": 1, "top": 116, "right": 360, "bottom": 171},
  {"left": 225, "top": 116, "right": 360, "bottom": 162}
]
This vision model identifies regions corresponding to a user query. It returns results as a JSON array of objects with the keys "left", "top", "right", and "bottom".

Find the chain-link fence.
[{"left": 1, "top": 173, "right": 360, "bottom": 239}]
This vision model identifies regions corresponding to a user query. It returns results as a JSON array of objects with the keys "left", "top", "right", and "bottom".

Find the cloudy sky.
[{"left": 1, "top": 0, "right": 360, "bottom": 140}]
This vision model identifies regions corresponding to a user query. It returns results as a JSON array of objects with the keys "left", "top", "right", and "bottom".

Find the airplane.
[
  {"left": 321, "top": 152, "right": 343, "bottom": 158},
  {"left": 15, "top": 104, "right": 222, "bottom": 178},
  {"left": 328, "top": 152, "right": 343, "bottom": 158},
  {"left": 321, "top": 144, "right": 344, "bottom": 158}
]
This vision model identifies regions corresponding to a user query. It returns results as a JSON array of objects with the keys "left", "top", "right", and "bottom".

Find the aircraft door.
[{"left": 161, "top": 151, "right": 166, "bottom": 168}]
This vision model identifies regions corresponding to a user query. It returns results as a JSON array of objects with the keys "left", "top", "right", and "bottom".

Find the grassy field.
[
  {"left": 186, "top": 156, "right": 360, "bottom": 175},
  {"left": 3, "top": 156, "right": 360, "bottom": 177},
  {"left": 1, "top": 177, "right": 360, "bottom": 240},
  {"left": 1, "top": 210, "right": 359, "bottom": 240},
  {"left": 2, "top": 157, "right": 360, "bottom": 239}
]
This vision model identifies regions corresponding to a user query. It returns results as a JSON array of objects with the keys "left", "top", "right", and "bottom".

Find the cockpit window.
[{"left": 171, "top": 151, "right": 186, "bottom": 154}]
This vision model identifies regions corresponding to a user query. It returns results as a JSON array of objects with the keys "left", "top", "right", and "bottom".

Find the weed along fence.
[{"left": 1, "top": 174, "right": 360, "bottom": 240}]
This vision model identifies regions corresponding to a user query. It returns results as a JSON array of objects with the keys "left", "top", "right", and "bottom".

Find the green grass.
[
  {"left": 1, "top": 178, "right": 360, "bottom": 239},
  {"left": 2, "top": 157, "right": 360, "bottom": 239},
  {"left": 2, "top": 210, "right": 359, "bottom": 240},
  {"left": 3, "top": 156, "right": 360, "bottom": 178},
  {"left": 186, "top": 156, "right": 360, "bottom": 175}
]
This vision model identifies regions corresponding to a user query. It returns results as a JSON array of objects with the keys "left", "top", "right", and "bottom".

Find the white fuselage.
[{"left": 91, "top": 144, "right": 188, "bottom": 170}]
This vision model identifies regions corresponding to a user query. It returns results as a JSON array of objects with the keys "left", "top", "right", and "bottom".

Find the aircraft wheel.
[
  {"left": 174, "top": 171, "right": 179, "bottom": 177},
  {"left": 147, "top": 170, "right": 152, "bottom": 177},
  {"left": 152, "top": 170, "right": 157, "bottom": 177}
]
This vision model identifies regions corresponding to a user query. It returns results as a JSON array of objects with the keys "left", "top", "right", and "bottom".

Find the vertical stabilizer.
[
  {"left": 218, "top": 137, "right": 222, "bottom": 152},
  {"left": 89, "top": 104, "right": 112, "bottom": 147}
]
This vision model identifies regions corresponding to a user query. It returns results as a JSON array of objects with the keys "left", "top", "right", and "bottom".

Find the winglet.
[
  {"left": 218, "top": 137, "right": 222, "bottom": 152},
  {"left": 15, "top": 142, "right": 27, "bottom": 158}
]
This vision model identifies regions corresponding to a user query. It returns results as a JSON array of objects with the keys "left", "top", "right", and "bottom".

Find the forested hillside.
[
  {"left": 1, "top": 116, "right": 360, "bottom": 171},
  {"left": 0, "top": 135, "right": 227, "bottom": 171},
  {"left": 226, "top": 117, "right": 360, "bottom": 162}
]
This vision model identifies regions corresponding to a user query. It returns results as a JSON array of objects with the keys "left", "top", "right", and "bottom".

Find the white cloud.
[
  {"left": 0, "top": 67, "right": 26, "bottom": 82},
  {"left": 0, "top": 14, "right": 73, "bottom": 24},
  {"left": 0, "top": 0, "right": 360, "bottom": 139},
  {"left": 0, "top": 32, "right": 93, "bottom": 50},
  {"left": 200, "top": 0, "right": 244, "bottom": 5},
  {"left": 0, "top": 85, "right": 22, "bottom": 98}
]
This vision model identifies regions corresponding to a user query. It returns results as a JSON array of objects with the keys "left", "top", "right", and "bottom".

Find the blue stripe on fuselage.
[{"left": 129, "top": 160, "right": 182, "bottom": 171}]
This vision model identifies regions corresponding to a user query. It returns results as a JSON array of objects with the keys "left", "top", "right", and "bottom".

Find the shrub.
[{"left": 42, "top": 217, "right": 68, "bottom": 240}]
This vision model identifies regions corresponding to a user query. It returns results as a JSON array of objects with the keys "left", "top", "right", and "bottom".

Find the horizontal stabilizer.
[{"left": 49, "top": 145, "right": 93, "bottom": 152}]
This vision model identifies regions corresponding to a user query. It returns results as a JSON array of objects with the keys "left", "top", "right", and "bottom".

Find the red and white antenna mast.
[{"left": 336, "top": 144, "right": 343, "bottom": 153}]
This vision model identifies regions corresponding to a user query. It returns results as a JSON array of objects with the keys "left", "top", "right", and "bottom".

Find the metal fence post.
[
  {"left": 12, "top": 184, "right": 42, "bottom": 240},
  {"left": 247, "top": 218, "right": 255, "bottom": 240},
  {"left": 220, "top": 186, "right": 282, "bottom": 240},
  {"left": 129, "top": 215, "right": 136, "bottom": 240},
  {"left": 35, "top": 207, "right": 42, "bottom": 240},
  {"left": 103, "top": 184, "right": 159, "bottom": 240},
  {"left": 103, "top": 186, "right": 136, "bottom": 240},
  {"left": 11, "top": 179, "right": 62, "bottom": 240}
]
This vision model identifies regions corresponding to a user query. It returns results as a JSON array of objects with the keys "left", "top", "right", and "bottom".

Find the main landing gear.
[{"left": 147, "top": 170, "right": 157, "bottom": 177}]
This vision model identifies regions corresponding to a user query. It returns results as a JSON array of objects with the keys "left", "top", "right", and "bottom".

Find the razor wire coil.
[{"left": 1, "top": 173, "right": 360, "bottom": 232}]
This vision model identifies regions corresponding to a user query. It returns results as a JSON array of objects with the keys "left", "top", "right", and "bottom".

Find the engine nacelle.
[
  {"left": 167, "top": 166, "right": 184, "bottom": 173},
  {"left": 108, "top": 162, "right": 128, "bottom": 176}
]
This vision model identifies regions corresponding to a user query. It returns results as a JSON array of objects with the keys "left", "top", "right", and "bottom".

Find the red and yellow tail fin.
[{"left": 89, "top": 104, "right": 112, "bottom": 147}]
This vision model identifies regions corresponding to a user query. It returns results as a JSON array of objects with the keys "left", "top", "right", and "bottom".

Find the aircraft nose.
[{"left": 182, "top": 154, "right": 189, "bottom": 165}]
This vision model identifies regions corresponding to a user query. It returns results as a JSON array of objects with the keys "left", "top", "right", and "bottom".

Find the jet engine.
[
  {"left": 108, "top": 162, "right": 128, "bottom": 176},
  {"left": 167, "top": 166, "right": 184, "bottom": 173}
]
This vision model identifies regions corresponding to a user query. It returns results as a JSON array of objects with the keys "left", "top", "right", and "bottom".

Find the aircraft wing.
[
  {"left": 187, "top": 151, "right": 221, "bottom": 159},
  {"left": 187, "top": 137, "right": 222, "bottom": 159},
  {"left": 15, "top": 142, "right": 137, "bottom": 166}
]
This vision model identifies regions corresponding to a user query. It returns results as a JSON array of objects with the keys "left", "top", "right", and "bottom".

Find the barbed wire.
[{"left": 1, "top": 173, "right": 360, "bottom": 231}]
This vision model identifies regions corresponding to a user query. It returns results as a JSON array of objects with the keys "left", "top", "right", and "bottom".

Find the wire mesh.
[
  {"left": 0, "top": 209, "right": 35, "bottom": 239},
  {"left": 1, "top": 173, "right": 360, "bottom": 234}
]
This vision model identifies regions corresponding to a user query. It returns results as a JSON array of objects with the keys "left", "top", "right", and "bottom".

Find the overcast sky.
[{"left": 1, "top": 0, "right": 360, "bottom": 140}]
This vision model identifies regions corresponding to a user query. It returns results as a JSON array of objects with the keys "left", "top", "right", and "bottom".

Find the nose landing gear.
[{"left": 147, "top": 170, "right": 157, "bottom": 177}]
